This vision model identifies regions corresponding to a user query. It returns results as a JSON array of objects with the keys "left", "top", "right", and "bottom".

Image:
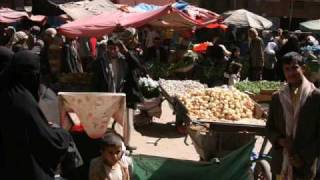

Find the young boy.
[
  {"left": 89, "top": 132, "right": 130, "bottom": 180},
  {"left": 224, "top": 62, "right": 242, "bottom": 86},
  {"left": 266, "top": 52, "right": 320, "bottom": 180}
]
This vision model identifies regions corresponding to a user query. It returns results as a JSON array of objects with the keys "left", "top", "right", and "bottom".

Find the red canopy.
[
  {"left": 58, "top": 5, "right": 170, "bottom": 38},
  {"left": 0, "top": 8, "right": 47, "bottom": 23}
]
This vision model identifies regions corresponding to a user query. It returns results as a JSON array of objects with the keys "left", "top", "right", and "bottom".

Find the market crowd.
[{"left": 0, "top": 16, "right": 320, "bottom": 180}]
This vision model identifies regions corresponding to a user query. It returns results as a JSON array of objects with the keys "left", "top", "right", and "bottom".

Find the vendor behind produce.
[
  {"left": 144, "top": 37, "right": 168, "bottom": 64},
  {"left": 266, "top": 52, "right": 320, "bottom": 180}
]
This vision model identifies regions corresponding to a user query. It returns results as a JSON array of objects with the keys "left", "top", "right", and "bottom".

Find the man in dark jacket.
[
  {"left": 266, "top": 52, "right": 320, "bottom": 180},
  {"left": 91, "top": 40, "right": 128, "bottom": 93},
  {"left": 248, "top": 28, "right": 264, "bottom": 80},
  {"left": 145, "top": 37, "right": 168, "bottom": 63}
]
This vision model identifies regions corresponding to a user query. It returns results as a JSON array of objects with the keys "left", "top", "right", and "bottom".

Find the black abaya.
[
  {"left": 0, "top": 51, "right": 70, "bottom": 180},
  {"left": 0, "top": 46, "right": 14, "bottom": 90}
]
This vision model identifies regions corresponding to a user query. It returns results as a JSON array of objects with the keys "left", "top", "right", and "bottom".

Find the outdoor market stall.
[
  {"left": 58, "top": 4, "right": 171, "bottom": 38},
  {"left": 178, "top": 87, "right": 267, "bottom": 159},
  {"left": 58, "top": 1, "right": 223, "bottom": 38}
]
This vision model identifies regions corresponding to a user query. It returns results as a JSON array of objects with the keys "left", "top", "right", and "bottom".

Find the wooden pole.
[{"left": 289, "top": 0, "right": 294, "bottom": 30}]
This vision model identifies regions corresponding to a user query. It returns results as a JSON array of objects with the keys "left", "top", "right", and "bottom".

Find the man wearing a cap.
[
  {"left": 12, "top": 31, "right": 29, "bottom": 52},
  {"left": 248, "top": 28, "right": 265, "bottom": 81},
  {"left": 40, "top": 28, "right": 59, "bottom": 81},
  {"left": 27, "top": 26, "right": 45, "bottom": 55},
  {"left": 91, "top": 38, "right": 138, "bottom": 150},
  {"left": 119, "top": 27, "right": 151, "bottom": 151}
]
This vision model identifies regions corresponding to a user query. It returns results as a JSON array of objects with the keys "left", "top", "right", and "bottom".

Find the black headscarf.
[
  {"left": 0, "top": 46, "right": 14, "bottom": 90},
  {"left": 10, "top": 50, "right": 41, "bottom": 101},
  {"left": 0, "top": 50, "right": 70, "bottom": 180}
]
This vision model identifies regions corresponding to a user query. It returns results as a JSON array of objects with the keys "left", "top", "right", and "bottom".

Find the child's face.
[{"left": 101, "top": 145, "right": 122, "bottom": 166}]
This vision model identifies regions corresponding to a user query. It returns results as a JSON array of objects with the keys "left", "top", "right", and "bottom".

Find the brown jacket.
[
  {"left": 249, "top": 37, "right": 264, "bottom": 68},
  {"left": 266, "top": 90, "right": 320, "bottom": 179},
  {"left": 89, "top": 157, "right": 130, "bottom": 180}
]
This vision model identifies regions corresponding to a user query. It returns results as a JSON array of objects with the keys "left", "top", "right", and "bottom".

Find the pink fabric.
[
  {"left": 147, "top": 8, "right": 219, "bottom": 29},
  {"left": 58, "top": 5, "right": 170, "bottom": 38},
  {"left": 117, "top": 0, "right": 174, "bottom": 6},
  {"left": 0, "top": 8, "right": 46, "bottom": 23},
  {"left": 58, "top": 92, "right": 127, "bottom": 139},
  {"left": 175, "top": 5, "right": 219, "bottom": 26},
  {"left": 29, "top": 15, "right": 47, "bottom": 23}
]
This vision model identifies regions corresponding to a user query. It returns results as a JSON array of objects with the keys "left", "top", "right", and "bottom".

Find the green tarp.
[{"left": 132, "top": 140, "right": 255, "bottom": 180}]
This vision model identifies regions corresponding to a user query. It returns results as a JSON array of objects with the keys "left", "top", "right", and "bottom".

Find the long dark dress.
[{"left": 0, "top": 51, "right": 70, "bottom": 180}]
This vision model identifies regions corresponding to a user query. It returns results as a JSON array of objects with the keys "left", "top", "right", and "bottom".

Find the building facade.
[
  {"left": 200, "top": 0, "right": 320, "bottom": 19},
  {"left": 0, "top": 0, "right": 32, "bottom": 10}
]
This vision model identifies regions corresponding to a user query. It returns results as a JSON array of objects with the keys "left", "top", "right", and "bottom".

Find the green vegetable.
[{"left": 235, "top": 81, "right": 281, "bottom": 94}]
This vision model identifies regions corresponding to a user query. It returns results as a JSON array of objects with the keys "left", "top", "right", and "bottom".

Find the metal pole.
[{"left": 289, "top": 0, "right": 294, "bottom": 30}]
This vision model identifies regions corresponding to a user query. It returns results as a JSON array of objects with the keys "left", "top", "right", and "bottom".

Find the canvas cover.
[
  {"left": 300, "top": 19, "right": 320, "bottom": 34},
  {"left": 58, "top": 0, "right": 118, "bottom": 20},
  {"left": 223, "top": 9, "right": 272, "bottom": 30},
  {"left": 58, "top": 92, "right": 127, "bottom": 139},
  {"left": 134, "top": 2, "right": 220, "bottom": 29},
  {"left": 132, "top": 140, "right": 255, "bottom": 180},
  {"left": 118, "top": 0, "right": 174, "bottom": 6},
  {"left": 58, "top": 4, "right": 170, "bottom": 38},
  {"left": 33, "top": 0, "right": 117, "bottom": 18},
  {"left": 0, "top": 8, "right": 46, "bottom": 23}
]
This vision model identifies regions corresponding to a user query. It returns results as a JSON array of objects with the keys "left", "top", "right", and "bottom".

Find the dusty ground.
[
  {"left": 131, "top": 100, "right": 199, "bottom": 161},
  {"left": 126, "top": 100, "right": 270, "bottom": 161}
]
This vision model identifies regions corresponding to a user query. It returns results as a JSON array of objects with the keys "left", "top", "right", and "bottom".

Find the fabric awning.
[
  {"left": 117, "top": 0, "right": 174, "bottom": 6},
  {"left": 58, "top": 4, "right": 171, "bottom": 38},
  {"left": 222, "top": 9, "right": 272, "bottom": 29},
  {"left": 33, "top": 0, "right": 118, "bottom": 18},
  {"left": 133, "top": 2, "right": 220, "bottom": 29},
  {"left": 59, "top": 0, "right": 118, "bottom": 20},
  {"left": 300, "top": 19, "right": 320, "bottom": 34},
  {"left": 0, "top": 8, "right": 47, "bottom": 23}
]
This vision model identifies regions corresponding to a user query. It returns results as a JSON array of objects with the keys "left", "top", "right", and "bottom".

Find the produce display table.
[
  {"left": 158, "top": 79, "right": 206, "bottom": 125},
  {"left": 174, "top": 87, "right": 267, "bottom": 161}
]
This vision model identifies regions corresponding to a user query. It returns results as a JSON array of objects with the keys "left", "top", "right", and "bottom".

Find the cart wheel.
[{"left": 254, "top": 160, "right": 271, "bottom": 180}]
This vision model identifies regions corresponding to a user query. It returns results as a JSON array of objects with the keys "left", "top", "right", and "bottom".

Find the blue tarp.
[
  {"left": 173, "top": 1, "right": 188, "bottom": 10},
  {"left": 134, "top": 1, "right": 190, "bottom": 12},
  {"left": 134, "top": 3, "right": 161, "bottom": 12}
]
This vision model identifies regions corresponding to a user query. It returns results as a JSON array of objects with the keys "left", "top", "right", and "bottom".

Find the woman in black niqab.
[
  {"left": 0, "top": 50, "right": 70, "bottom": 180},
  {"left": 0, "top": 46, "right": 14, "bottom": 90}
]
